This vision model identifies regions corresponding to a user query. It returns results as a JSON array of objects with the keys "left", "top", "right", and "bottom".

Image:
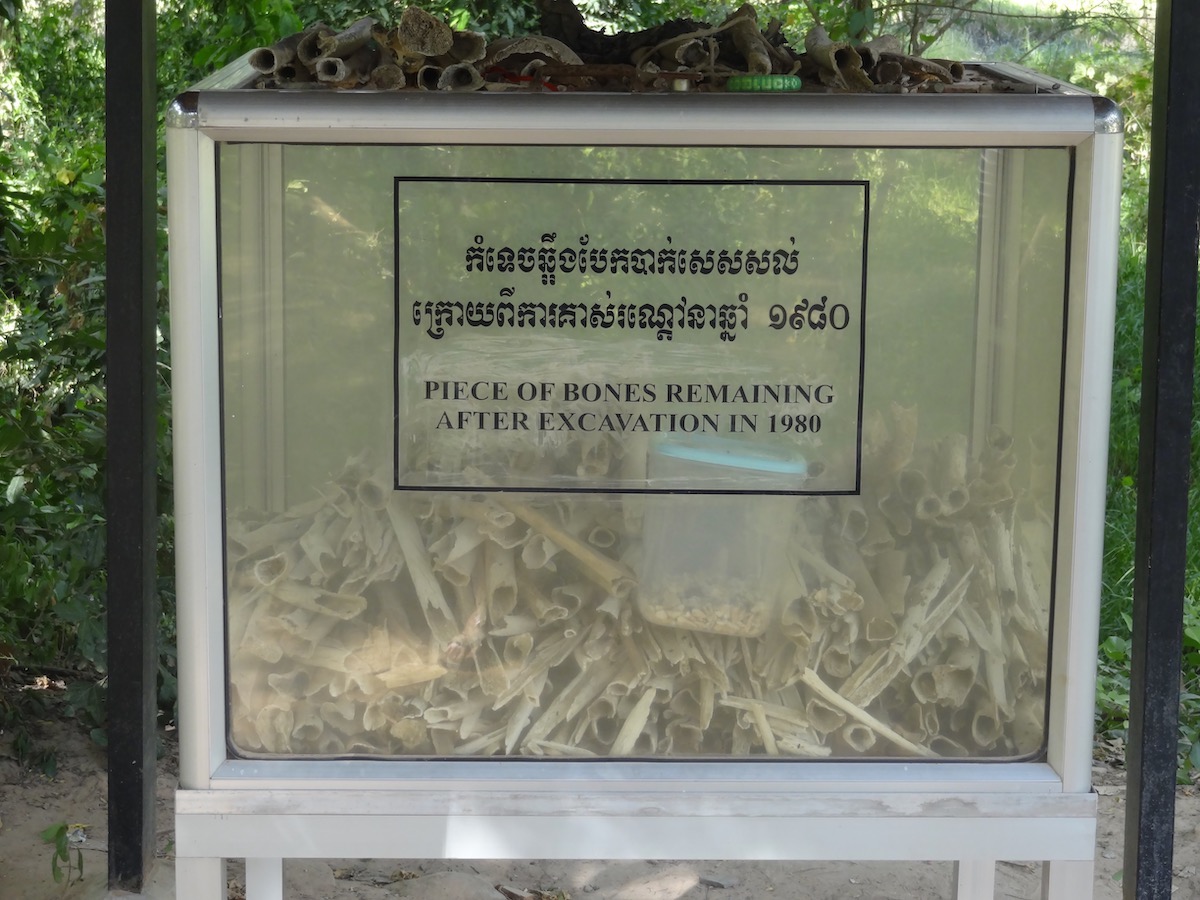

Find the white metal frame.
[{"left": 166, "top": 63, "right": 1123, "bottom": 900}]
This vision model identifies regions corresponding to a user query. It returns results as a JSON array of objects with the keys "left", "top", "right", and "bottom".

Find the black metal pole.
[
  {"left": 1124, "top": 1, "right": 1199, "bottom": 897},
  {"left": 105, "top": 0, "right": 158, "bottom": 888}
]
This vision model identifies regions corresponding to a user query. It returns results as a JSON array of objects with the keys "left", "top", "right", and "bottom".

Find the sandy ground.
[{"left": 1, "top": 722, "right": 1197, "bottom": 900}]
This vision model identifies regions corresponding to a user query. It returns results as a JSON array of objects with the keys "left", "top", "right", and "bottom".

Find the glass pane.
[{"left": 218, "top": 141, "right": 1068, "bottom": 760}]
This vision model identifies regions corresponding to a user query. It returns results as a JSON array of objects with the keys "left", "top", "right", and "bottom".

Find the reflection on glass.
[{"left": 218, "top": 143, "right": 1068, "bottom": 760}]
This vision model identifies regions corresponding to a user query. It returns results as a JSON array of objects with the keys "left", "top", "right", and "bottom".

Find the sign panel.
[{"left": 395, "top": 178, "right": 868, "bottom": 493}]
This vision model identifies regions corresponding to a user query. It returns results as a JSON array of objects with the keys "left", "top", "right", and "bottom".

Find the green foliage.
[
  {"left": 8, "top": 0, "right": 104, "bottom": 135},
  {"left": 0, "top": 684, "right": 58, "bottom": 774},
  {"left": 1183, "top": 608, "right": 1200, "bottom": 777},
  {"left": 39, "top": 822, "right": 85, "bottom": 891},
  {"left": 0, "top": 0, "right": 20, "bottom": 26},
  {"left": 183, "top": 0, "right": 545, "bottom": 74},
  {"left": 1, "top": 0, "right": 177, "bottom": 752},
  {"left": 191, "top": 0, "right": 306, "bottom": 72},
  {"left": 573, "top": 0, "right": 705, "bottom": 32},
  {"left": 795, "top": 0, "right": 876, "bottom": 43},
  {"left": 1, "top": 168, "right": 108, "bottom": 676}
]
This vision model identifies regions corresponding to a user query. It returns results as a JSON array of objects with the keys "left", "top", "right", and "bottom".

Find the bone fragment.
[
  {"left": 527, "top": 740, "right": 598, "bottom": 757},
  {"left": 664, "top": 719, "right": 704, "bottom": 754},
  {"left": 830, "top": 536, "right": 895, "bottom": 641},
  {"left": 880, "top": 53, "right": 955, "bottom": 84},
  {"left": 836, "top": 495, "right": 869, "bottom": 542},
  {"left": 493, "top": 494, "right": 635, "bottom": 598},
  {"left": 493, "top": 628, "right": 586, "bottom": 708},
  {"left": 386, "top": 497, "right": 459, "bottom": 645},
  {"left": 453, "top": 727, "right": 505, "bottom": 756},
  {"left": 797, "top": 668, "right": 936, "bottom": 758},
  {"left": 931, "top": 646, "right": 978, "bottom": 707},
  {"left": 270, "top": 581, "right": 368, "bottom": 621},
  {"left": 397, "top": 6, "right": 454, "bottom": 57},
  {"left": 781, "top": 594, "right": 819, "bottom": 638},
  {"left": 610, "top": 687, "right": 656, "bottom": 756},
  {"left": 723, "top": 4, "right": 772, "bottom": 74},
  {"left": 872, "top": 58, "right": 904, "bottom": 85},
  {"left": 860, "top": 508, "right": 896, "bottom": 555},
  {"left": 483, "top": 34, "right": 583, "bottom": 71},
  {"left": 249, "top": 28, "right": 312, "bottom": 74},
  {"left": 588, "top": 526, "right": 617, "bottom": 549},
  {"left": 791, "top": 543, "right": 855, "bottom": 590},
  {"left": 804, "top": 25, "right": 868, "bottom": 89},
  {"left": 379, "top": 659, "right": 448, "bottom": 690},
  {"left": 841, "top": 722, "right": 877, "bottom": 753},
  {"left": 438, "top": 62, "right": 484, "bottom": 91},
  {"left": 720, "top": 695, "right": 811, "bottom": 732},
  {"left": 873, "top": 549, "right": 910, "bottom": 616},
  {"left": 254, "top": 705, "right": 296, "bottom": 754},
  {"left": 819, "top": 640, "right": 853, "bottom": 679},
  {"left": 390, "top": 718, "right": 431, "bottom": 753},
  {"left": 878, "top": 491, "right": 912, "bottom": 536},
  {"left": 368, "top": 63, "right": 407, "bottom": 90},
  {"left": 296, "top": 23, "right": 336, "bottom": 68},
  {"left": 445, "top": 29, "right": 487, "bottom": 63},
  {"left": 299, "top": 512, "right": 343, "bottom": 575},
  {"left": 526, "top": 529, "right": 565, "bottom": 568},
  {"left": 930, "top": 59, "right": 966, "bottom": 81},
  {"left": 839, "top": 564, "right": 969, "bottom": 708},
  {"left": 472, "top": 638, "right": 509, "bottom": 698},
  {"left": 317, "top": 16, "right": 375, "bottom": 58},
  {"left": 935, "top": 433, "right": 970, "bottom": 513},
  {"left": 856, "top": 34, "right": 902, "bottom": 71}
]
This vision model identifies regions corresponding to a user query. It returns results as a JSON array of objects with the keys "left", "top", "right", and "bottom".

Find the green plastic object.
[{"left": 725, "top": 74, "right": 803, "bottom": 92}]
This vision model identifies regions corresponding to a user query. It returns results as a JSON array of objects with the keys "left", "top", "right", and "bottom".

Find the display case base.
[{"left": 175, "top": 787, "right": 1096, "bottom": 900}]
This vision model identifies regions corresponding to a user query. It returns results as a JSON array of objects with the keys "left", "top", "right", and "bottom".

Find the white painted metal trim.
[
  {"left": 1042, "top": 858, "right": 1097, "bottom": 899},
  {"left": 1045, "top": 128, "right": 1123, "bottom": 793},
  {"left": 174, "top": 788, "right": 1096, "bottom": 861},
  {"left": 177, "top": 787, "right": 1094, "bottom": 818},
  {"left": 244, "top": 859, "right": 282, "bottom": 900},
  {"left": 953, "top": 859, "right": 997, "bottom": 899},
  {"left": 174, "top": 857, "right": 226, "bottom": 900},
  {"left": 167, "top": 124, "right": 226, "bottom": 789},
  {"left": 181, "top": 91, "right": 1105, "bottom": 148},
  {"left": 203, "top": 759, "right": 1064, "bottom": 793}
]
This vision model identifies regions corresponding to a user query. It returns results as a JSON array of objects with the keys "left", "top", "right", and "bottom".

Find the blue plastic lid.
[{"left": 653, "top": 436, "right": 808, "bottom": 476}]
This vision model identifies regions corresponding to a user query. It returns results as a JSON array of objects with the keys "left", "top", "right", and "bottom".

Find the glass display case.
[{"left": 168, "top": 60, "right": 1121, "bottom": 900}]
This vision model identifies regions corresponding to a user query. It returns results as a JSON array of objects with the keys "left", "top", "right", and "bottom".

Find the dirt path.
[{"left": 1, "top": 722, "right": 1196, "bottom": 899}]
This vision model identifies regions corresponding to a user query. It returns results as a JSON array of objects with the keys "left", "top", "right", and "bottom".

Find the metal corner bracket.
[
  {"left": 167, "top": 93, "right": 201, "bottom": 130},
  {"left": 1092, "top": 96, "right": 1124, "bottom": 134}
]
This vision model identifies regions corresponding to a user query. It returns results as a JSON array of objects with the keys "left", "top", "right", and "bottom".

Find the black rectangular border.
[{"left": 392, "top": 175, "right": 870, "bottom": 497}]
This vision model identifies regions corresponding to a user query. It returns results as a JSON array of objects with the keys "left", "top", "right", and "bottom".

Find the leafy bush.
[
  {"left": 1, "top": 0, "right": 176, "bottom": 763},
  {"left": 1, "top": 149, "right": 109, "bottom": 712}
]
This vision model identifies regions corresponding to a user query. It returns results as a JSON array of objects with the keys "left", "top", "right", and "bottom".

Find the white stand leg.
[
  {"left": 1042, "top": 859, "right": 1094, "bottom": 900},
  {"left": 176, "top": 857, "right": 226, "bottom": 900},
  {"left": 952, "top": 859, "right": 996, "bottom": 900},
  {"left": 245, "top": 857, "right": 284, "bottom": 900}
]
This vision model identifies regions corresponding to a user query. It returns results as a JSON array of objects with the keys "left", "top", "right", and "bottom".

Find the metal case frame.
[{"left": 166, "top": 61, "right": 1123, "bottom": 900}]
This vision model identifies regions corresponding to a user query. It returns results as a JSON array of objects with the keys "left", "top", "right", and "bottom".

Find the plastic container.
[{"left": 638, "top": 437, "right": 807, "bottom": 637}]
